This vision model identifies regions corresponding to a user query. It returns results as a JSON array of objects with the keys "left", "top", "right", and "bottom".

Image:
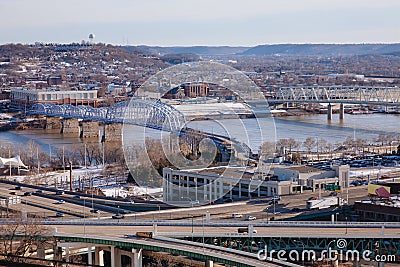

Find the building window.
[{"left": 47, "top": 94, "right": 51, "bottom": 100}]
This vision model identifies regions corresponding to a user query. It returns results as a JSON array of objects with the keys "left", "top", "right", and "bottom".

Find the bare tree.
[{"left": 0, "top": 216, "right": 50, "bottom": 263}]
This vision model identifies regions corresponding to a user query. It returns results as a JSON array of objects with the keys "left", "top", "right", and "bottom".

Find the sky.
[{"left": 0, "top": 0, "right": 399, "bottom": 46}]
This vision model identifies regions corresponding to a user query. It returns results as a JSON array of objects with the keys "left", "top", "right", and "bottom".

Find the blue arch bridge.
[{"left": 28, "top": 99, "right": 251, "bottom": 162}]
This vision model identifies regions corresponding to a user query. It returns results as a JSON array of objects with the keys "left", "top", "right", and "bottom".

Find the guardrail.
[{"left": 18, "top": 219, "right": 400, "bottom": 228}]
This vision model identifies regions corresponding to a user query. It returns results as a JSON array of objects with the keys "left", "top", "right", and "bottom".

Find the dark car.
[
  {"left": 112, "top": 213, "right": 125, "bottom": 219},
  {"left": 15, "top": 186, "right": 22, "bottom": 190},
  {"left": 73, "top": 195, "right": 81, "bottom": 199}
]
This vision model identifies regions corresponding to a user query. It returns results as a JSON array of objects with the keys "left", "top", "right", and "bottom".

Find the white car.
[
  {"left": 232, "top": 213, "right": 243, "bottom": 218},
  {"left": 57, "top": 199, "right": 65, "bottom": 204},
  {"left": 246, "top": 215, "right": 257, "bottom": 221}
]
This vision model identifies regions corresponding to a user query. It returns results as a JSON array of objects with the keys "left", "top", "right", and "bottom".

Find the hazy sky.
[{"left": 1, "top": 0, "right": 399, "bottom": 46}]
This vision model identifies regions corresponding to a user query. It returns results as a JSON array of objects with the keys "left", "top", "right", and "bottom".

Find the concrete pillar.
[
  {"left": 53, "top": 245, "right": 63, "bottom": 261},
  {"left": 339, "top": 103, "right": 344, "bottom": 120},
  {"left": 37, "top": 243, "right": 45, "bottom": 259},
  {"left": 81, "top": 121, "right": 100, "bottom": 138},
  {"left": 62, "top": 118, "right": 80, "bottom": 135},
  {"left": 111, "top": 246, "right": 121, "bottom": 267},
  {"left": 95, "top": 247, "right": 104, "bottom": 266},
  {"left": 132, "top": 248, "right": 143, "bottom": 267},
  {"left": 45, "top": 117, "right": 62, "bottom": 131},
  {"left": 327, "top": 103, "right": 332, "bottom": 121},
  {"left": 104, "top": 123, "right": 122, "bottom": 142},
  {"left": 88, "top": 246, "right": 93, "bottom": 266},
  {"left": 205, "top": 260, "right": 214, "bottom": 267},
  {"left": 65, "top": 244, "right": 70, "bottom": 262}
]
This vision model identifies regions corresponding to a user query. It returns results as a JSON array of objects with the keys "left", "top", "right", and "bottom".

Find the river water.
[{"left": 0, "top": 113, "right": 399, "bottom": 153}]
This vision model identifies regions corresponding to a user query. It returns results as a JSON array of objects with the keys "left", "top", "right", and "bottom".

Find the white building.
[{"left": 163, "top": 164, "right": 350, "bottom": 203}]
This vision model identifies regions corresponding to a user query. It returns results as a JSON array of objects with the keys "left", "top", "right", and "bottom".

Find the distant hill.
[
  {"left": 124, "top": 46, "right": 250, "bottom": 56},
  {"left": 241, "top": 44, "right": 400, "bottom": 56}
]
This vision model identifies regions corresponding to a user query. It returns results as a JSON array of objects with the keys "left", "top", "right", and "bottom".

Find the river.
[{"left": 0, "top": 113, "right": 398, "bottom": 153}]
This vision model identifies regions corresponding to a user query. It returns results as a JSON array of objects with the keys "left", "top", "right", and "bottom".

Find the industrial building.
[
  {"left": 10, "top": 87, "right": 98, "bottom": 109},
  {"left": 163, "top": 164, "right": 350, "bottom": 203}
]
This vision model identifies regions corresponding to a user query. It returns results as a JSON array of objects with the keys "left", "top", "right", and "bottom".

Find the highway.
[{"left": 51, "top": 224, "right": 400, "bottom": 239}]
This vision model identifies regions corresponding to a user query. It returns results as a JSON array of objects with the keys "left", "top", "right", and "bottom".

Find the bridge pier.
[
  {"left": 62, "top": 118, "right": 80, "bottom": 136},
  {"left": 205, "top": 260, "right": 214, "bottom": 267},
  {"left": 339, "top": 103, "right": 344, "bottom": 120},
  {"left": 95, "top": 246, "right": 105, "bottom": 266},
  {"left": 111, "top": 245, "right": 121, "bottom": 267},
  {"left": 45, "top": 117, "right": 62, "bottom": 131},
  {"left": 132, "top": 248, "right": 143, "bottom": 267},
  {"left": 103, "top": 123, "right": 122, "bottom": 142},
  {"left": 327, "top": 103, "right": 332, "bottom": 121},
  {"left": 81, "top": 121, "right": 100, "bottom": 139}
]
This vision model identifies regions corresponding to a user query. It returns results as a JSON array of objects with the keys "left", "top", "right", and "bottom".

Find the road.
[{"left": 52, "top": 224, "right": 400, "bottom": 238}]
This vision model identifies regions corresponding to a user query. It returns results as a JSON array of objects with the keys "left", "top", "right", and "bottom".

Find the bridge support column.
[
  {"left": 111, "top": 246, "right": 121, "bottom": 267},
  {"left": 65, "top": 244, "right": 70, "bottom": 262},
  {"left": 87, "top": 246, "right": 93, "bottom": 266},
  {"left": 95, "top": 247, "right": 105, "bottom": 266},
  {"left": 339, "top": 103, "right": 344, "bottom": 120},
  {"left": 132, "top": 248, "right": 142, "bottom": 267},
  {"left": 104, "top": 123, "right": 122, "bottom": 142},
  {"left": 81, "top": 121, "right": 100, "bottom": 139},
  {"left": 37, "top": 243, "right": 45, "bottom": 259},
  {"left": 45, "top": 117, "right": 62, "bottom": 131},
  {"left": 327, "top": 104, "right": 332, "bottom": 121},
  {"left": 62, "top": 118, "right": 80, "bottom": 136},
  {"left": 205, "top": 260, "right": 214, "bottom": 267}
]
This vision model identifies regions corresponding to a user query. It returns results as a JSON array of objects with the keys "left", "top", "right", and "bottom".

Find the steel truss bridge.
[
  {"left": 28, "top": 99, "right": 186, "bottom": 133},
  {"left": 271, "top": 86, "right": 400, "bottom": 106}
]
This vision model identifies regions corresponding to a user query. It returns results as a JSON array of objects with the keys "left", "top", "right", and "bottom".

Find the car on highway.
[
  {"left": 271, "top": 195, "right": 281, "bottom": 201},
  {"left": 90, "top": 209, "right": 99, "bottom": 213},
  {"left": 231, "top": 213, "right": 243, "bottom": 218},
  {"left": 23, "top": 192, "right": 32, "bottom": 196},
  {"left": 246, "top": 215, "right": 256, "bottom": 221},
  {"left": 15, "top": 186, "right": 22, "bottom": 190},
  {"left": 112, "top": 213, "right": 125, "bottom": 219},
  {"left": 56, "top": 190, "right": 64, "bottom": 195},
  {"left": 329, "top": 191, "right": 338, "bottom": 196},
  {"left": 56, "top": 212, "right": 64, "bottom": 217},
  {"left": 73, "top": 195, "right": 81, "bottom": 199},
  {"left": 57, "top": 199, "right": 65, "bottom": 204},
  {"left": 308, "top": 196, "right": 318, "bottom": 201}
]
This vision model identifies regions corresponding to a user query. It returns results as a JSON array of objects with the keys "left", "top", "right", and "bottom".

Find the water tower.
[{"left": 88, "top": 33, "right": 95, "bottom": 44}]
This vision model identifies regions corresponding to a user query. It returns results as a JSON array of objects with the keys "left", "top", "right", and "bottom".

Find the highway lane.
[
  {"left": 123, "top": 185, "right": 371, "bottom": 222},
  {"left": 0, "top": 183, "right": 103, "bottom": 218},
  {"left": 52, "top": 225, "right": 400, "bottom": 238}
]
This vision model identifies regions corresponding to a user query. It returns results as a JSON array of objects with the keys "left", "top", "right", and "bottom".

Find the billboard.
[{"left": 368, "top": 184, "right": 391, "bottom": 198}]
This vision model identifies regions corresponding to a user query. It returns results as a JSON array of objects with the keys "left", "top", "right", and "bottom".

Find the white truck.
[{"left": 306, "top": 197, "right": 346, "bottom": 210}]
